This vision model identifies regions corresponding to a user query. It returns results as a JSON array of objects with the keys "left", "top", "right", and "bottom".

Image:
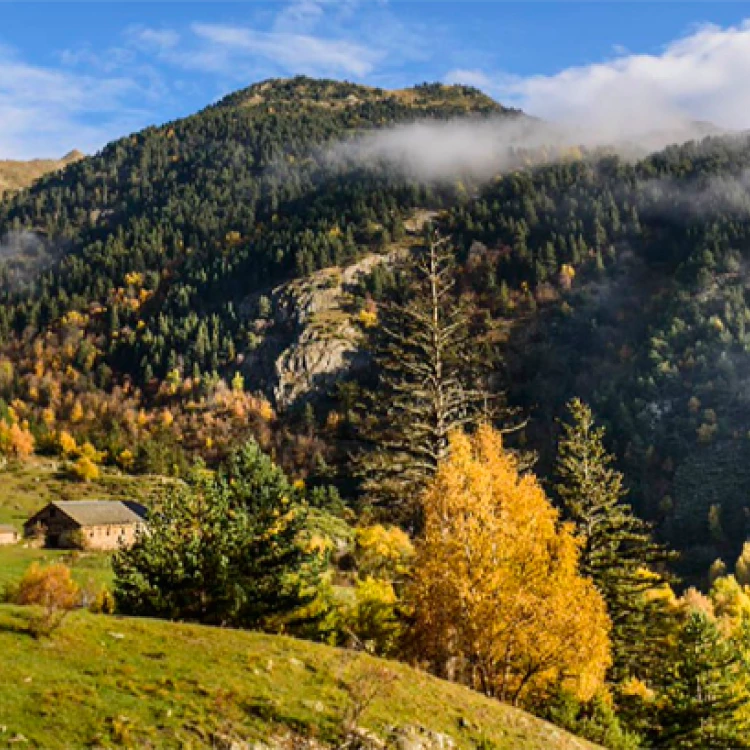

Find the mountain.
[
  {"left": 3, "top": 75, "right": 750, "bottom": 582},
  {"left": 0, "top": 150, "right": 84, "bottom": 197},
  {"left": 0, "top": 76, "right": 509, "bottom": 384}
]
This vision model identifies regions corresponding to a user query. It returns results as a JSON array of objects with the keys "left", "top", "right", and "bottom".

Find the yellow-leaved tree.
[{"left": 410, "top": 424, "right": 611, "bottom": 707}]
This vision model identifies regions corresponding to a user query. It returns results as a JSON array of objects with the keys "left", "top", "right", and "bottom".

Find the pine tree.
[
  {"left": 653, "top": 610, "right": 750, "bottom": 749},
  {"left": 114, "top": 440, "right": 323, "bottom": 628},
  {"left": 358, "top": 229, "right": 504, "bottom": 523},
  {"left": 555, "top": 398, "right": 674, "bottom": 683}
]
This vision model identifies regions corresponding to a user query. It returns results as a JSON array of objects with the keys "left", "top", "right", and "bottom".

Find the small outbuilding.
[
  {"left": 0, "top": 524, "right": 18, "bottom": 545},
  {"left": 24, "top": 501, "right": 146, "bottom": 551}
]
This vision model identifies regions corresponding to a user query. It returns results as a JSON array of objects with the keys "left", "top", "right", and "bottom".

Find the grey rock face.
[{"left": 241, "top": 254, "right": 391, "bottom": 410}]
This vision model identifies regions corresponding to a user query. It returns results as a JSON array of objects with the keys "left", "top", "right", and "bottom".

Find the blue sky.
[{"left": 1, "top": 1, "right": 750, "bottom": 158}]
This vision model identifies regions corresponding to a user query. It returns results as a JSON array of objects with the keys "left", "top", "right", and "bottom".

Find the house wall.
[
  {"left": 0, "top": 530, "right": 17, "bottom": 545},
  {"left": 79, "top": 523, "right": 142, "bottom": 551}
]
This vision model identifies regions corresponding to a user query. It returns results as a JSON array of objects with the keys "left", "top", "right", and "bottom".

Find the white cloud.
[
  {"left": 448, "top": 20, "right": 750, "bottom": 142},
  {"left": 443, "top": 68, "right": 494, "bottom": 90},
  {"left": 327, "top": 117, "right": 565, "bottom": 183},
  {"left": 184, "top": 22, "right": 382, "bottom": 78},
  {"left": 272, "top": 0, "right": 326, "bottom": 34},
  {"left": 126, "top": 26, "right": 181, "bottom": 52},
  {"left": 0, "top": 45, "right": 157, "bottom": 159},
  {"left": 341, "top": 21, "right": 750, "bottom": 185},
  {"left": 134, "top": 1, "right": 425, "bottom": 84}
]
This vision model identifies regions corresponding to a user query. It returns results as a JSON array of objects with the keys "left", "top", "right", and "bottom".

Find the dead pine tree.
[{"left": 357, "top": 228, "right": 522, "bottom": 527}]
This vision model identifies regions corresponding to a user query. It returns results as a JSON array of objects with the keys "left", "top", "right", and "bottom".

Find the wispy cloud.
[
  {"left": 126, "top": 26, "right": 181, "bottom": 53},
  {"left": 0, "top": 44, "right": 156, "bottom": 159},
  {"left": 335, "top": 20, "right": 750, "bottom": 186},
  {"left": 446, "top": 20, "right": 750, "bottom": 141},
  {"left": 135, "top": 1, "right": 429, "bottom": 85},
  {"left": 187, "top": 22, "right": 382, "bottom": 78},
  {"left": 0, "top": 1, "right": 419, "bottom": 158}
]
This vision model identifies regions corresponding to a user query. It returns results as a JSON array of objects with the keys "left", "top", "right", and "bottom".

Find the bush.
[
  {"left": 89, "top": 586, "right": 116, "bottom": 615},
  {"left": 354, "top": 525, "right": 414, "bottom": 582},
  {"left": 68, "top": 456, "right": 100, "bottom": 482},
  {"left": 13, "top": 562, "right": 80, "bottom": 637},
  {"left": 344, "top": 577, "right": 404, "bottom": 656}
]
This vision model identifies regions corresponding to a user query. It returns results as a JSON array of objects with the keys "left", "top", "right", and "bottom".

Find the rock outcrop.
[{"left": 241, "top": 254, "right": 391, "bottom": 410}]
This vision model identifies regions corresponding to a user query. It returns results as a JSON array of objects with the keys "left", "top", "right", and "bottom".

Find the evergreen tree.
[
  {"left": 114, "top": 441, "right": 323, "bottom": 627},
  {"left": 555, "top": 398, "right": 675, "bottom": 682},
  {"left": 653, "top": 610, "right": 750, "bottom": 749},
  {"left": 358, "top": 230, "right": 492, "bottom": 522}
]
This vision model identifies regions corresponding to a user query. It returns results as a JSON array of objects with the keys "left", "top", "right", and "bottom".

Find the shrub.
[
  {"left": 344, "top": 577, "right": 404, "bottom": 656},
  {"left": 68, "top": 456, "right": 100, "bottom": 482},
  {"left": 354, "top": 525, "right": 414, "bottom": 582},
  {"left": 340, "top": 659, "right": 398, "bottom": 734},
  {"left": 89, "top": 587, "right": 116, "bottom": 615},
  {"left": 14, "top": 562, "right": 80, "bottom": 637}
]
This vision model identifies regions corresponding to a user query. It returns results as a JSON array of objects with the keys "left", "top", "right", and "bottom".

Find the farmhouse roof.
[
  {"left": 42, "top": 501, "right": 143, "bottom": 527},
  {"left": 0, "top": 524, "right": 17, "bottom": 534}
]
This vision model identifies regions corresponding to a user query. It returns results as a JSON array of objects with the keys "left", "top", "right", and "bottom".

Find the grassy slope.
[
  {"left": 0, "top": 606, "right": 598, "bottom": 750},
  {"left": 0, "top": 459, "right": 597, "bottom": 750}
]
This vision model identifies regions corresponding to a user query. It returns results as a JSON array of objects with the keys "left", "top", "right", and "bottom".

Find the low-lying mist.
[
  {"left": 324, "top": 113, "right": 728, "bottom": 184},
  {"left": 641, "top": 169, "right": 750, "bottom": 221},
  {"left": 0, "top": 230, "right": 59, "bottom": 291}
]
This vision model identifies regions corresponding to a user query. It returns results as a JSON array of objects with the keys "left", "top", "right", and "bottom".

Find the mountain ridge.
[{"left": 0, "top": 149, "right": 84, "bottom": 197}]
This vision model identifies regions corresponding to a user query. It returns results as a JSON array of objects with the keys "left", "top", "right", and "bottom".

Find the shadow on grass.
[{"left": 0, "top": 607, "right": 34, "bottom": 636}]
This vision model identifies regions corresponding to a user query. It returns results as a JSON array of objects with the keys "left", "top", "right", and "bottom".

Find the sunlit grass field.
[{"left": 0, "top": 605, "right": 599, "bottom": 749}]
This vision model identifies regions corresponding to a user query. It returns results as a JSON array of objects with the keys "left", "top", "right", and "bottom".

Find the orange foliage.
[
  {"left": 14, "top": 562, "right": 80, "bottom": 637},
  {"left": 410, "top": 425, "right": 611, "bottom": 707},
  {"left": 0, "top": 412, "right": 35, "bottom": 459}
]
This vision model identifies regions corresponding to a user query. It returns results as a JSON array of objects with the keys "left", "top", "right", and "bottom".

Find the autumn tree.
[
  {"left": 735, "top": 543, "right": 750, "bottom": 587},
  {"left": 410, "top": 425, "right": 611, "bottom": 707},
  {"left": 358, "top": 230, "right": 503, "bottom": 523},
  {"left": 0, "top": 408, "right": 35, "bottom": 460},
  {"left": 555, "top": 398, "right": 674, "bottom": 683},
  {"left": 13, "top": 562, "right": 80, "bottom": 637}
]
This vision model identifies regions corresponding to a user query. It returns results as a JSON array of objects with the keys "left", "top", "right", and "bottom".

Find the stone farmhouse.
[
  {"left": 24, "top": 501, "right": 147, "bottom": 551},
  {"left": 0, "top": 524, "right": 18, "bottom": 545}
]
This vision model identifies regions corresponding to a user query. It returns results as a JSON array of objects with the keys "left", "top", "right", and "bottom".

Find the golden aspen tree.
[{"left": 410, "top": 424, "right": 611, "bottom": 707}]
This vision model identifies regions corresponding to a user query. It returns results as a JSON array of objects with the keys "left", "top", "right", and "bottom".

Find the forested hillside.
[
  {"left": 0, "top": 75, "right": 511, "bottom": 473},
  {"left": 0, "top": 77, "right": 504, "bottom": 382},
  {"left": 442, "top": 138, "right": 750, "bottom": 579},
  {"left": 3, "top": 76, "right": 750, "bottom": 575}
]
